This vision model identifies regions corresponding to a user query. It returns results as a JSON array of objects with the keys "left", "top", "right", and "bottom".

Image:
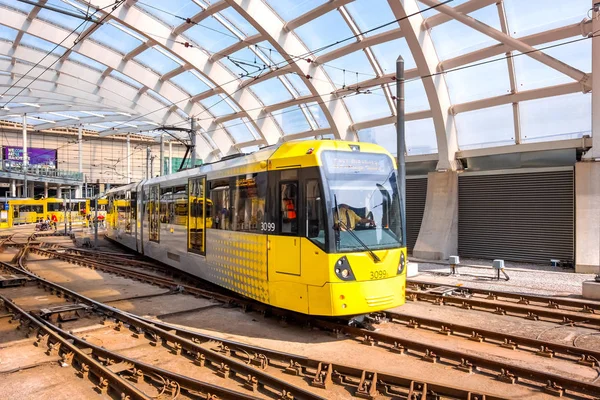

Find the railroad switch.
[
  {"left": 310, "top": 362, "right": 333, "bottom": 389},
  {"left": 536, "top": 346, "right": 555, "bottom": 358},
  {"left": 355, "top": 371, "right": 379, "bottom": 400}
]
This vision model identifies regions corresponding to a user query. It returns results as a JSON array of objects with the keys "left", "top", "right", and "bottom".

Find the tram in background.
[
  {"left": 10, "top": 198, "right": 46, "bottom": 225},
  {"left": 106, "top": 140, "right": 407, "bottom": 317},
  {"left": 46, "top": 198, "right": 90, "bottom": 223}
]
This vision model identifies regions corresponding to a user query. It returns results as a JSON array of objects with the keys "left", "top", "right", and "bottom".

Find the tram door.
[
  {"left": 188, "top": 177, "right": 206, "bottom": 255},
  {"left": 271, "top": 181, "right": 301, "bottom": 276}
]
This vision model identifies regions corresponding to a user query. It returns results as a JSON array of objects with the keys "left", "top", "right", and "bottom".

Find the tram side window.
[
  {"left": 231, "top": 173, "right": 266, "bottom": 233},
  {"left": 280, "top": 182, "right": 298, "bottom": 234},
  {"left": 209, "top": 179, "right": 230, "bottom": 230},
  {"left": 306, "top": 180, "right": 325, "bottom": 248},
  {"left": 189, "top": 178, "right": 205, "bottom": 253},
  {"left": 148, "top": 185, "right": 160, "bottom": 242},
  {"left": 160, "top": 188, "right": 172, "bottom": 224}
]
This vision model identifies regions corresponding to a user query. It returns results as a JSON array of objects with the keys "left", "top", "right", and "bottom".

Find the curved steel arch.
[
  {"left": 225, "top": 0, "right": 355, "bottom": 141},
  {"left": 387, "top": 0, "right": 458, "bottom": 170}
]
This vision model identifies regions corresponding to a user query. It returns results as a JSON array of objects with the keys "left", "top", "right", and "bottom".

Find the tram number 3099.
[
  {"left": 370, "top": 270, "right": 388, "bottom": 280},
  {"left": 261, "top": 222, "right": 276, "bottom": 232}
]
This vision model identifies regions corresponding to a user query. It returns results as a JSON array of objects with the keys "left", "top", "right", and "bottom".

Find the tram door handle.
[{"left": 267, "top": 239, "right": 271, "bottom": 250}]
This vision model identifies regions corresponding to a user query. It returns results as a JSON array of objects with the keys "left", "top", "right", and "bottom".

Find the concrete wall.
[
  {"left": 412, "top": 171, "right": 458, "bottom": 260},
  {"left": 575, "top": 161, "right": 600, "bottom": 273},
  {"left": 0, "top": 129, "right": 187, "bottom": 185}
]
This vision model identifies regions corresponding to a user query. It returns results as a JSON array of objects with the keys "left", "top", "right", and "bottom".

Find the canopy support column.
[{"left": 22, "top": 114, "right": 27, "bottom": 198}]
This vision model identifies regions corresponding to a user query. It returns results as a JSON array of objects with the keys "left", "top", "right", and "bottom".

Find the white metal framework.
[{"left": 0, "top": 0, "right": 594, "bottom": 167}]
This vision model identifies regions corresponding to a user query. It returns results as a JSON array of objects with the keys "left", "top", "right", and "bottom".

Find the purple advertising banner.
[{"left": 3, "top": 146, "right": 57, "bottom": 169}]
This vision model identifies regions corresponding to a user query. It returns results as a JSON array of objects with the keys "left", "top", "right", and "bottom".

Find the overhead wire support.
[{"left": 15, "top": 0, "right": 97, "bottom": 21}]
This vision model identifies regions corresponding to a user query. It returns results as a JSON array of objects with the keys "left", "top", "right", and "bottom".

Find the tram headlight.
[
  {"left": 398, "top": 252, "right": 406, "bottom": 275},
  {"left": 334, "top": 257, "right": 355, "bottom": 281}
]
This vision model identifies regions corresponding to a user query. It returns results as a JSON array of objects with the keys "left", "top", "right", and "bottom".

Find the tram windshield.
[{"left": 322, "top": 150, "right": 403, "bottom": 252}]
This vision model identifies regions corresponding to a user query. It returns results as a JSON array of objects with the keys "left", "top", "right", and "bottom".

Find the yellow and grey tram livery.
[{"left": 106, "top": 140, "right": 406, "bottom": 316}]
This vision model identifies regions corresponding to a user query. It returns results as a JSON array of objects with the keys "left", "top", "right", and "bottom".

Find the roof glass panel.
[
  {"left": 20, "top": 34, "right": 66, "bottom": 54},
  {"left": 265, "top": 0, "right": 327, "bottom": 21},
  {"left": 170, "top": 71, "right": 210, "bottom": 95},
  {"left": 405, "top": 118, "right": 438, "bottom": 155},
  {"left": 513, "top": 38, "right": 590, "bottom": 91},
  {"left": 370, "top": 39, "right": 415, "bottom": 74},
  {"left": 273, "top": 106, "right": 311, "bottom": 135},
  {"left": 147, "top": 89, "right": 172, "bottom": 106},
  {"left": 0, "top": 25, "right": 17, "bottom": 42},
  {"left": 294, "top": 10, "right": 355, "bottom": 54},
  {"left": 323, "top": 50, "right": 376, "bottom": 89},
  {"left": 68, "top": 52, "right": 106, "bottom": 71},
  {"left": 222, "top": 118, "right": 256, "bottom": 142},
  {"left": 219, "top": 8, "right": 259, "bottom": 37},
  {"left": 282, "top": 74, "right": 311, "bottom": 97},
  {"left": 307, "top": 103, "right": 329, "bottom": 128},
  {"left": 37, "top": 0, "right": 85, "bottom": 30},
  {"left": 520, "top": 93, "right": 591, "bottom": 143},
  {"left": 249, "top": 77, "right": 292, "bottom": 106},
  {"left": 357, "top": 124, "right": 396, "bottom": 155},
  {"left": 109, "top": 70, "right": 143, "bottom": 89},
  {"left": 429, "top": 5, "right": 501, "bottom": 60},
  {"left": 455, "top": 104, "right": 515, "bottom": 150},
  {"left": 417, "top": 0, "right": 470, "bottom": 19},
  {"left": 445, "top": 56, "right": 511, "bottom": 104},
  {"left": 134, "top": 47, "right": 182, "bottom": 75},
  {"left": 89, "top": 22, "right": 143, "bottom": 54},
  {"left": 184, "top": 17, "right": 240, "bottom": 53},
  {"left": 504, "top": 0, "right": 590, "bottom": 37},
  {"left": 199, "top": 95, "right": 236, "bottom": 117},
  {"left": 30, "top": 113, "right": 65, "bottom": 121},
  {"left": 343, "top": 90, "right": 391, "bottom": 123},
  {"left": 136, "top": 0, "right": 201, "bottom": 28},
  {"left": 344, "top": 0, "right": 398, "bottom": 36},
  {"left": 403, "top": 80, "right": 429, "bottom": 113},
  {"left": 0, "top": 0, "right": 33, "bottom": 13}
]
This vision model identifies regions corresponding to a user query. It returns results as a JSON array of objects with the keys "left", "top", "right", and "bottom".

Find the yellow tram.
[
  {"left": 106, "top": 140, "right": 407, "bottom": 316},
  {"left": 46, "top": 198, "right": 90, "bottom": 224}
]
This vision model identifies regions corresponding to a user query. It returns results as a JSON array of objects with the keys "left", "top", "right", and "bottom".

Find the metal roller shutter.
[
  {"left": 406, "top": 177, "right": 428, "bottom": 252},
  {"left": 458, "top": 169, "right": 574, "bottom": 264}
]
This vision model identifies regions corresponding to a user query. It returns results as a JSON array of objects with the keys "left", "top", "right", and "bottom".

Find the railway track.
[
  {"left": 0, "top": 248, "right": 511, "bottom": 400},
  {"left": 6, "top": 242, "right": 600, "bottom": 398}
]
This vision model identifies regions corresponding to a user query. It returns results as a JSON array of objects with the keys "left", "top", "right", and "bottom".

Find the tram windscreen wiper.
[{"left": 334, "top": 195, "right": 381, "bottom": 263}]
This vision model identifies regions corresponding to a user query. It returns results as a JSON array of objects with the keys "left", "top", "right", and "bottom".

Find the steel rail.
[
  {"left": 35, "top": 317, "right": 262, "bottom": 400},
  {"left": 311, "top": 320, "right": 600, "bottom": 398},
  {"left": 0, "top": 295, "right": 152, "bottom": 400},
  {"left": 407, "top": 279, "right": 600, "bottom": 313},
  {"left": 13, "top": 243, "right": 600, "bottom": 397},
  {"left": 1, "top": 258, "right": 327, "bottom": 400},
  {"left": 381, "top": 311, "right": 600, "bottom": 365},
  {"left": 406, "top": 289, "right": 600, "bottom": 328},
  {"left": 7, "top": 248, "right": 507, "bottom": 399},
  {"left": 132, "top": 315, "right": 506, "bottom": 400}
]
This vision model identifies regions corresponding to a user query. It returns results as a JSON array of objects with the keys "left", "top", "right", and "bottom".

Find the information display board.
[{"left": 3, "top": 146, "right": 57, "bottom": 169}]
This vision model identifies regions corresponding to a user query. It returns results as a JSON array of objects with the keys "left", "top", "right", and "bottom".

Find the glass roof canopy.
[{"left": 0, "top": 0, "right": 592, "bottom": 167}]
